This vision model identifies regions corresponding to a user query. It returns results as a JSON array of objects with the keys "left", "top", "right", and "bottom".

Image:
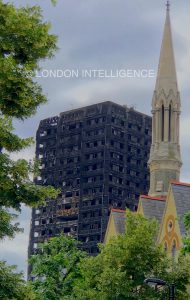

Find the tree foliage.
[
  {"left": 29, "top": 234, "right": 87, "bottom": 300},
  {"left": 0, "top": 0, "right": 57, "bottom": 119},
  {"left": 0, "top": 208, "right": 22, "bottom": 240},
  {"left": 0, "top": 261, "right": 36, "bottom": 300},
  {"left": 182, "top": 212, "right": 190, "bottom": 254},
  {"left": 0, "top": 0, "right": 58, "bottom": 239},
  {"left": 69, "top": 212, "right": 190, "bottom": 300},
  {"left": 0, "top": 0, "right": 59, "bottom": 299},
  {"left": 29, "top": 213, "right": 190, "bottom": 300}
]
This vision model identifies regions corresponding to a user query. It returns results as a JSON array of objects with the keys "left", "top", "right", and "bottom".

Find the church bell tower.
[{"left": 148, "top": 2, "right": 182, "bottom": 197}]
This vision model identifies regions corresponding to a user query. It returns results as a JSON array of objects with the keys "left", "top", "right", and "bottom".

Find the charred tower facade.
[{"left": 28, "top": 101, "right": 151, "bottom": 258}]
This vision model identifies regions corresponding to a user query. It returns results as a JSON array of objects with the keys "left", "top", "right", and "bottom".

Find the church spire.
[
  {"left": 148, "top": 3, "right": 182, "bottom": 197},
  {"left": 155, "top": 2, "right": 178, "bottom": 94},
  {"left": 166, "top": 0, "right": 170, "bottom": 12}
]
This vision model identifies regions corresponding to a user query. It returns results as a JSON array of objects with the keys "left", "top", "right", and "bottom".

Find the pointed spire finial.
[
  {"left": 155, "top": 0, "right": 178, "bottom": 93},
  {"left": 166, "top": 0, "right": 170, "bottom": 12}
]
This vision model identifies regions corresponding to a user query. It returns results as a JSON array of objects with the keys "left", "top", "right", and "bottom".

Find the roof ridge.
[
  {"left": 140, "top": 195, "right": 166, "bottom": 201},
  {"left": 170, "top": 181, "right": 190, "bottom": 188}
]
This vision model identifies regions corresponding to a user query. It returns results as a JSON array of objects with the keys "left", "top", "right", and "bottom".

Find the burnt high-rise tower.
[{"left": 28, "top": 101, "right": 151, "bottom": 259}]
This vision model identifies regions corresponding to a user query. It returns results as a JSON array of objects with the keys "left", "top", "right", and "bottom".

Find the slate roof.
[
  {"left": 140, "top": 195, "right": 166, "bottom": 225},
  {"left": 111, "top": 209, "right": 126, "bottom": 235},
  {"left": 171, "top": 182, "right": 190, "bottom": 236},
  {"left": 108, "top": 182, "right": 190, "bottom": 239}
]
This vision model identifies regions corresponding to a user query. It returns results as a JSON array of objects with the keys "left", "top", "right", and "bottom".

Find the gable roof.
[
  {"left": 111, "top": 209, "right": 126, "bottom": 235},
  {"left": 171, "top": 182, "right": 190, "bottom": 236},
  {"left": 140, "top": 195, "right": 166, "bottom": 225}
]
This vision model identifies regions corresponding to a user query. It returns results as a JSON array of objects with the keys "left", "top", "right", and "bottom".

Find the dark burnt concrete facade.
[{"left": 28, "top": 101, "right": 151, "bottom": 259}]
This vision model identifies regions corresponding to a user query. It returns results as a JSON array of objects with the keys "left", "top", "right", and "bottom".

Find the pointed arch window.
[
  {"left": 161, "top": 105, "right": 165, "bottom": 141},
  {"left": 172, "top": 240, "right": 177, "bottom": 257},
  {"left": 164, "top": 242, "right": 168, "bottom": 252},
  {"left": 168, "top": 104, "right": 172, "bottom": 141}
]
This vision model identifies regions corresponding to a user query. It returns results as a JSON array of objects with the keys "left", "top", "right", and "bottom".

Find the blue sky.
[{"left": 1, "top": 0, "right": 190, "bottom": 278}]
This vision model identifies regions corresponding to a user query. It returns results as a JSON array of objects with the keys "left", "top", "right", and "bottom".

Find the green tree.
[
  {"left": 182, "top": 212, "right": 190, "bottom": 254},
  {"left": 70, "top": 211, "right": 190, "bottom": 300},
  {"left": 0, "top": 0, "right": 58, "bottom": 238},
  {"left": 0, "top": 0, "right": 58, "bottom": 298},
  {"left": 29, "top": 234, "right": 87, "bottom": 300},
  {"left": 0, "top": 0, "right": 57, "bottom": 119},
  {"left": 0, "top": 261, "right": 36, "bottom": 300}
]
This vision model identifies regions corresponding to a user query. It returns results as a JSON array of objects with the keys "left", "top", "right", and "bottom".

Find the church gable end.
[{"left": 157, "top": 184, "right": 182, "bottom": 254}]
